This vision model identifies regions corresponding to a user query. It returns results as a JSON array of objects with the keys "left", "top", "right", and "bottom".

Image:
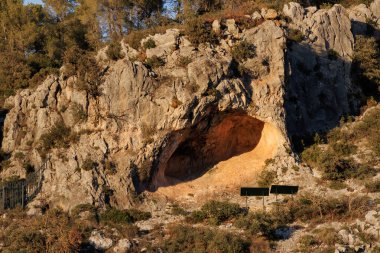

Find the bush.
[
  {"left": 352, "top": 35, "right": 380, "bottom": 95},
  {"left": 184, "top": 18, "right": 218, "bottom": 46},
  {"left": 81, "top": 158, "right": 98, "bottom": 171},
  {"left": 298, "top": 234, "right": 319, "bottom": 251},
  {"left": 143, "top": 38, "right": 156, "bottom": 49},
  {"left": 63, "top": 46, "right": 103, "bottom": 97},
  {"left": 106, "top": 41, "right": 125, "bottom": 61},
  {"left": 287, "top": 28, "right": 303, "bottom": 43},
  {"left": 257, "top": 170, "right": 277, "bottom": 187},
  {"left": 327, "top": 49, "right": 340, "bottom": 60},
  {"left": 235, "top": 210, "right": 292, "bottom": 239},
  {"left": 177, "top": 56, "right": 192, "bottom": 67},
  {"left": 71, "top": 102, "right": 87, "bottom": 123},
  {"left": 159, "top": 225, "right": 250, "bottom": 253},
  {"left": 145, "top": 55, "right": 165, "bottom": 69},
  {"left": 186, "top": 210, "right": 208, "bottom": 223},
  {"left": 39, "top": 122, "right": 71, "bottom": 152},
  {"left": 124, "top": 26, "right": 171, "bottom": 50},
  {"left": 231, "top": 40, "right": 256, "bottom": 62},
  {"left": 365, "top": 180, "right": 380, "bottom": 192},
  {"left": 200, "top": 200, "right": 242, "bottom": 224},
  {"left": 171, "top": 204, "right": 188, "bottom": 216}
]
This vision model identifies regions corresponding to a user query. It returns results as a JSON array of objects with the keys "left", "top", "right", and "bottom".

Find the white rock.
[
  {"left": 212, "top": 20, "right": 221, "bottom": 34},
  {"left": 89, "top": 230, "right": 113, "bottom": 250},
  {"left": 251, "top": 11, "right": 262, "bottom": 21},
  {"left": 113, "top": 239, "right": 132, "bottom": 253},
  {"left": 226, "top": 19, "right": 239, "bottom": 36}
]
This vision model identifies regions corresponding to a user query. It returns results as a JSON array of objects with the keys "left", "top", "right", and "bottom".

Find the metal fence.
[
  {"left": 0, "top": 163, "right": 45, "bottom": 211},
  {"left": 0, "top": 179, "right": 26, "bottom": 210}
]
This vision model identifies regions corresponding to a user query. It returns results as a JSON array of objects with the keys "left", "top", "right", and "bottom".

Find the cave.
[
  {"left": 0, "top": 109, "right": 8, "bottom": 146},
  {"left": 150, "top": 112, "right": 274, "bottom": 191}
]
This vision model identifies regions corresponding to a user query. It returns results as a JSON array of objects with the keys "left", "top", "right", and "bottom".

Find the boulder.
[
  {"left": 89, "top": 230, "right": 113, "bottom": 250},
  {"left": 113, "top": 239, "right": 132, "bottom": 253}
]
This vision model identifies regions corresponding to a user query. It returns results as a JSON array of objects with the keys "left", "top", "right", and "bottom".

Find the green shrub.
[
  {"left": 71, "top": 203, "right": 97, "bottom": 221},
  {"left": 287, "top": 28, "right": 303, "bottom": 43},
  {"left": 145, "top": 55, "right": 165, "bottom": 69},
  {"left": 313, "top": 227, "right": 342, "bottom": 246},
  {"left": 327, "top": 49, "right": 340, "bottom": 60},
  {"left": 159, "top": 225, "right": 250, "bottom": 253},
  {"left": 184, "top": 18, "right": 218, "bottom": 46},
  {"left": 257, "top": 170, "right": 277, "bottom": 187},
  {"left": 171, "top": 204, "right": 188, "bottom": 216},
  {"left": 39, "top": 122, "right": 71, "bottom": 152},
  {"left": 298, "top": 234, "right": 319, "bottom": 250},
  {"left": 200, "top": 200, "right": 242, "bottom": 224},
  {"left": 352, "top": 35, "right": 380, "bottom": 95},
  {"left": 365, "top": 180, "right": 380, "bottom": 192},
  {"left": 234, "top": 210, "right": 292, "bottom": 239},
  {"left": 106, "top": 41, "right": 124, "bottom": 61},
  {"left": 81, "top": 158, "right": 98, "bottom": 171},
  {"left": 124, "top": 26, "right": 170, "bottom": 50},
  {"left": 231, "top": 40, "right": 256, "bottom": 62},
  {"left": 143, "top": 38, "right": 156, "bottom": 49},
  {"left": 186, "top": 210, "right": 208, "bottom": 223},
  {"left": 177, "top": 56, "right": 192, "bottom": 67},
  {"left": 63, "top": 46, "right": 103, "bottom": 98},
  {"left": 71, "top": 102, "right": 87, "bottom": 123}
]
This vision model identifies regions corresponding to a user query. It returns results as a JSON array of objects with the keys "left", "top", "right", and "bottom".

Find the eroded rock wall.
[{"left": 0, "top": 1, "right": 379, "bottom": 210}]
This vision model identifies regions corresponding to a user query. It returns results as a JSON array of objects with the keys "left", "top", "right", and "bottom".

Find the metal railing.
[{"left": 0, "top": 160, "right": 46, "bottom": 211}]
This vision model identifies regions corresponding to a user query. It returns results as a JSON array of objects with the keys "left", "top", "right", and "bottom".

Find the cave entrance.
[{"left": 150, "top": 113, "right": 270, "bottom": 191}]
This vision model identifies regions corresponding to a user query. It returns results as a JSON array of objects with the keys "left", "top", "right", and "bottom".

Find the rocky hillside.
[{"left": 0, "top": 1, "right": 379, "bottom": 214}]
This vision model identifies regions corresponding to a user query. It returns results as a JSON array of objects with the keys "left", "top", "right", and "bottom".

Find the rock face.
[
  {"left": 283, "top": 3, "right": 358, "bottom": 136},
  {"left": 0, "top": 2, "right": 378, "bottom": 210}
]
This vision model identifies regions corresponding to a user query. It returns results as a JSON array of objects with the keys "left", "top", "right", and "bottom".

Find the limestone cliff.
[{"left": 0, "top": 1, "right": 379, "bottom": 210}]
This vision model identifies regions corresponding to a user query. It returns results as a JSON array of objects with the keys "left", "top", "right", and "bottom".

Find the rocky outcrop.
[
  {"left": 283, "top": 3, "right": 361, "bottom": 136},
  {"left": 0, "top": 2, "right": 378, "bottom": 210}
]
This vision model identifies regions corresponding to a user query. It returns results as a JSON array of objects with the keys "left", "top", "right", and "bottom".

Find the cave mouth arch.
[{"left": 150, "top": 113, "right": 268, "bottom": 190}]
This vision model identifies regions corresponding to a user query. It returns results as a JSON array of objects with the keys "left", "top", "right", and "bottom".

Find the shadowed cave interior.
[{"left": 150, "top": 113, "right": 266, "bottom": 190}]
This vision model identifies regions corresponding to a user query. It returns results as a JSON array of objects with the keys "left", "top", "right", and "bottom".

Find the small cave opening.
[
  {"left": 150, "top": 113, "right": 267, "bottom": 190},
  {"left": 0, "top": 108, "right": 8, "bottom": 149}
]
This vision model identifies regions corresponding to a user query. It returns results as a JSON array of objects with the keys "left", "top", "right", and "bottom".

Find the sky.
[{"left": 24, "top": 0, "right": 44, "bottom": 5}]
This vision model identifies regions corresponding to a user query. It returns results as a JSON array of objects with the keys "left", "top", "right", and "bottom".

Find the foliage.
[
  {"left": 71, "top": 203, "right": 97, "bottom": 218},
  {"left": 184, "top": 18, "right": 219, "bottom": 46},
  {"left": 143, "top": 38, "right": 156, "bottom": 49},
  {"left": 171, "top": 204, "right": 188, "bottom": 216},
  {"left": 231, "top": 40, "right": 256, "bottom": 62},
  {"left": 63, "top": 46, "right": 103, "bottom": 97},
  {"left": 39, "top": 121, "right": 71, "bottom": 152},
  {"left": 352, "top": 35, "right": 380, "bottom": 96},
  {"left": 177, "top": 56, "right": 192, "bottom": 67},
  {"left": 365, "top": 179, "right": 380, "bottom": 192},
  {"left": 81, "top": 158, "right": 98, "bottom": 171},
  {"left": 187, "top": 200, "right": 242, "bottom": 225},
  {"left": 99, "top": 208, "right": 151, "bottom": 225},
  {"left": 158, "top": 225, "right": 250, "bottom": 253},
  {"left": 186, "top": 210, "right": 208, "bottom": 223},
  {"left": 327, "top": 49, "right": 340, "bottom": 60},
  {"left": 0, "top": 208, "right": 83, "bottom": 253},
  {"left": 257, "top": 170, "right": 277, "bottom": 187},
  {"left": 71, "top": 102, "right": 87, "bottom": 123},
  {"left": 124, "top": 26, "right": 171, "bottom": 50},
  {"left": 301, "top": 108, "right": 380, "bottom": 182},
  {"left": 106, "top": 41, "right": 125, "bottom": 61},
  {"left": 145, "top": 55, "right": 165, "bottom": 68},
  {"left": 287, "top": 28, "right": 303, "bottom": 43}
]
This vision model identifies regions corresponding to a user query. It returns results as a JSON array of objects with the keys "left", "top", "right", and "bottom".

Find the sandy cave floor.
[{"left": 153, "top": 123, "right": 284, "bottom": 204}]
